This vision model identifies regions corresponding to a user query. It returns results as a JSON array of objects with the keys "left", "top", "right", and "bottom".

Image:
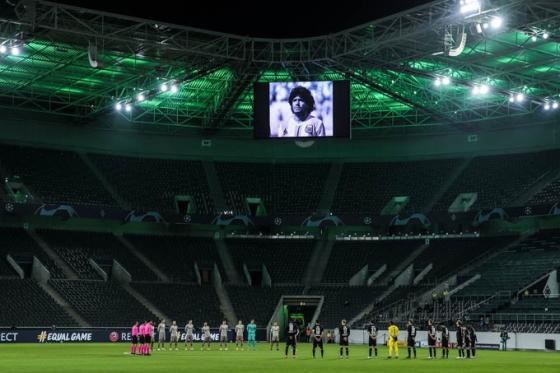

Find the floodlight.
[{"left": 490, "top": 17, "right": 503, "bottom": 29}]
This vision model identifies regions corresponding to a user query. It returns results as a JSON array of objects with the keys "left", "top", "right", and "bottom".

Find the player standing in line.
[
  {"left": 284, "top": 319, "right": 299, "bottom": 359},
  {"left": 387, "top": 321, "right": 399, "bottom": 359},
  {"left": 219, "top": 320, "right": 229, "bottom": 351},
  {"left": 467, "top": 325, "right": 477, "bottom": 359},
  {"left": 156, "top": 320, "right": 166, "bottom": 351},
  {"left": 169, "top": 321, "right": 179, "bottom": 351},
  {"left": 131, "top": 321, "right": 139, "bottom": 355},
  {"left": 235, "top": 320, "right": 245, "bottom": 351},
  {"left": 461, "top": 323, "right": 469, "bottom": 358},
  {"left": 200, "top": 322, "right": 211, "bottom": 351},
  {"left": 464, "top": 323, "right": 472, "bottom": 358},
  {"left": 247, "top": 319, "right": 257, "bottom": 351},
  {"left": 144, "top": 320, "right": 153, "bottom": 355},
  {"left": 270, "top": 321, "right": 280, "bottom": 351},
  {"left": 201, "top": 322, "right": 212, "bottom": 351},
  {"left": 185, "top": 320, "right": 195, "bottom": 351},
  {"left": 406, "top": 319, "right": 416, "bottom": 359},
  {"left": 427, "top": 319, "right": 437, "bottom": 359},
  {"left": 366, "top": 320, "right": 378, "bottom": 359},
  {"left": 439, "top": 323, "right": 450, "bottom": 359},
  {"left": 150, "top": 320, "right": 155, "bottom": 351},
  {"left": 338, "top": 319, "right": 350, "bottom": 359},
  {"left": 311, "top": 320, "right": 324, "bottom": 359},
  {"left": 456, "top": 320, "right": 465, "bottom": 359},
  {"left": 138, "top": 321, "right": 145, "bottom": 355}
]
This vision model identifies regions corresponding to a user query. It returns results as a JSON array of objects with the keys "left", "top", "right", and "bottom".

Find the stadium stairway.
[
  {"left": 510, "top": 166, "right": 560, "bottom": 207},
  {"left": 202, "top": 161, "right": 226, "bottom": 212},
  {"left": 446, "top": 274, "right": 481, "bottom": 297},
  {"left": 381, "top": 241, "right": 429, "bottom": 286},
  {"left": 456, "top": 234, "right": 529, "bottom": 278},
  {"left": 214, "top": 237, "right": 244, "bottom": 285},
  {"left": 317, "top": 161, "right": 343, "bottom": 211},
  {"left": 213, "top": 271, "right": 238, "bottom": 323},
  {"left": 78, "top": 152, "right": 128, "bottom": 209},
  {"left": 349, "top": 284, "right": 394, "bottom": 326},
  {"left": 115, "top": 235, "right": 170, "bottom": 282},
  {"left": 121, "top": 283, "right": 169, "bottom": 322},
  {"left": 389, "top": 235, "right": 527, "bottom": 318},
  {"left": 28, "top": 229, "right": 79, "bottom": 280},
  {"left": 37, "top": 281, "right": 91, "bottom": 327},
  {"left": 302, "top": 240, "right": 333, "bottom": 291},
  {"left": 423, "top": 157, "right": 472, "bottom": 213},
  {"left": 384, "top": 234, "right": 530, "bottom": 322}
]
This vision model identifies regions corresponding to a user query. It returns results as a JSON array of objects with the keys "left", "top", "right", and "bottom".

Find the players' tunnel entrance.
[{"left": 268, "top": 295, "right": 323, "bottom": 339}]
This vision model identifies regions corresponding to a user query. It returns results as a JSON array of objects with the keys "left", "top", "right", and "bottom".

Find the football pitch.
[{"left": 0, "top": 343, "right": 558, "bottom": 373}]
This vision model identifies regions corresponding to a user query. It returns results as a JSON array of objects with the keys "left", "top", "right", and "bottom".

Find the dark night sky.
[{"left": 55, "top": 0, "right": 434, "bottom": 38}]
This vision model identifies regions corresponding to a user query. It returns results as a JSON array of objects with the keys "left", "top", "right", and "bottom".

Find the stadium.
[{"left": 0, "top": 0, "right": 559, "bottom": 371}]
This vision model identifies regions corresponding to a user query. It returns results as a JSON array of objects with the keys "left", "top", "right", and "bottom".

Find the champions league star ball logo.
[
  {"left": 274, "top": 217, "right": 282, "bottom": 226},
  {"left": 4, "top": 202, "right": 14, "bottom": 212},
  {"left": 363, "top": 216, "right": 372, "bottom": 225},
  {"left": 109, "top": 332, "right": 119, "bottom": 342}
]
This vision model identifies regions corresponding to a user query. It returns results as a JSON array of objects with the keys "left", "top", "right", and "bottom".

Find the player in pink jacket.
[{"left": 131, "top": 321, "right": 139, "bottom": 355}]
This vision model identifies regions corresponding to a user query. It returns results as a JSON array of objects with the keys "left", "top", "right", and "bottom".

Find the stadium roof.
[
  {"left": 0, "top": 0, "right": 559, "bottom": 131},
  {"left": 59, "top": 1, "right": 433, "bottom": 39}
]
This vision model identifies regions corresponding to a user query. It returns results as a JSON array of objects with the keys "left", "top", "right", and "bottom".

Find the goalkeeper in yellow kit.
[{"left": 387, "top": 321, "right": 400, "bottom": 359}]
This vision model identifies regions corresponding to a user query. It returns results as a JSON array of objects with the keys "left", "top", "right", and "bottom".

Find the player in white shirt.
[
  {"left": 201, "top": 322, "right": 212, "bottom": 351},
  {"left": 270, "top": 321, "right": 280, "bottom": 351},
  {"left": 184, "top": 320, "right": 194, "bottom": 351},
  {"left": 157, "top": 320, "right": 166, "bottom": 351},
  {"left": 219, "top": 320, "right": 229, "bottom": 351},
  {"left": 169, "top": 321, "right": 179, "bottom": 351},
  {"left": 235, "top": 320, "right": 245, "bottom": 351}
]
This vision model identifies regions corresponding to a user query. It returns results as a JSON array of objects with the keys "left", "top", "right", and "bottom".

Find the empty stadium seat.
[
  {"left": 215, "top": 162, "right": 329, "bottom": 215},
  {"left": 0, "top": 279, "right": 77, "bottom": 327},
  {"left": 90, "top": 154, "right": 214, "bottom": 214},
  {"left": 0, "top": 144, "right": 115, "bottom": 206}
]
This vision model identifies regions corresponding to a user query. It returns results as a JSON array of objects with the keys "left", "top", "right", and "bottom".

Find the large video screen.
[{"left": 254, "top": 80, "right": 350, "bottom": 139}]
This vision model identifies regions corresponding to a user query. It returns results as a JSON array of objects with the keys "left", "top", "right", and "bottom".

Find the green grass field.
[{"left": 0, "top": 343, "right": 558, "bottom": 373}]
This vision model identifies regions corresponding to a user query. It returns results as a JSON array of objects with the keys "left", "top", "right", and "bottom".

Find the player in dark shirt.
[
  {"left": 464, "top": 323, "right": 472, "bottom": 358},
  {"left": 427, "top": 319, "right": 437, "bottom": 359},
  {"left": 338, "top": 319, "right": 350, "bottom": 359},
  {"left": 366, "top": 320, "right": 378, "bottom": 358},
  {"left": 456, "top": 320, "right": 465, "bottom": 359},
  {"left": 466, "top": 325, "right": 477, "bottom": 358},
  {"left": 311, "top": 321, "right": 324, "bottom": 359},
  {"left": 284, "top": 319, "right": 299, "bottom": 359},
  {"left": 406, "top": 320, "right": 416, "bottom": 359},
  {"left": 439, "top": 323, "right": 450, "bottom": 359}
]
